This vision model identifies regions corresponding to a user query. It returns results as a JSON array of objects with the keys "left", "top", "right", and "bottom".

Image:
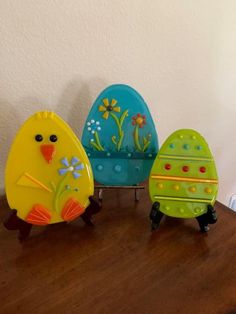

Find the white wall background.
[{"left": 0, "top": 0, "right": 236, "bottom": 205}]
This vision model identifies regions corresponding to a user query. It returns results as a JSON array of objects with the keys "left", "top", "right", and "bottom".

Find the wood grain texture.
[{"left": 0, "top": 189, "right": 236, "bottom": 314}]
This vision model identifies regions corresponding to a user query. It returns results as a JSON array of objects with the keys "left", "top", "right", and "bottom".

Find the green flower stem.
[
  {"left": 90, "top": 141, "right": 101, "bottom": 151},
  {"left": 120, "top": 110, "right": 129, "bottom": 128},
  {"left": 134, "top": 126, "right": 142, "bottom": 152},
  {"left": 134, "top": 127, "right": 151, "bottom": 152},
  {"left": 117, "top": 131, "right": 124, "bottom": 151},
  {"left": 90, "top": 131, "right": 104, "bottom": 151},
  {"left": 143, "top": 140, "right": 151, "bottom": 152},
  {"left": 60, "top": 187, "right": 72, "bottom": 198},
  {"left": 53, "top": 172, "right": 69, "bottom": 212},
  {"left": 110, "top": 110, "right": 128, "bottom": 151},
  {"left": 94, "top": 131, "right": 104, "bottom": 151},
  {"left": 111, "top": 136, "right": 117, "bottom": 145},
  {"left": 110, "top": 112, "right": 121, "bottom": 131}
]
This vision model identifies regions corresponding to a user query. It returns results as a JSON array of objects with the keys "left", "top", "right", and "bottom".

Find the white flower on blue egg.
[{"left": 87, "top": 119, "right": 101, "bottom": 134}]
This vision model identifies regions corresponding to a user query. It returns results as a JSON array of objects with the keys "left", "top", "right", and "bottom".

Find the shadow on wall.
[
  {"left": 56, "top": 77, "right": 108, "bottom": 139},
  {"left": 0, "top": 100, "right": 21, "bottom": 193},
  {"left": 0, "top": 97, "right": 49, "bottom": 193}
]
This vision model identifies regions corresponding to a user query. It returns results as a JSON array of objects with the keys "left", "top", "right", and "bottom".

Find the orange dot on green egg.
[
  {"left": 189, "top": 186, "right": 196, "bottom": 192},
  {"left": 173, "top": 184, "right": 180, "bottom": 191},
  {"left": 157, "top": 183, "right": 164, "bottom": 189},
  {"left": 205, "top": 187, "right": 212, "bottom": 194}
]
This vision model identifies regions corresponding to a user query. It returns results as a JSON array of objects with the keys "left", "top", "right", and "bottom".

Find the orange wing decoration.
[
  {"left": 61, "top": 198, "right": 85, "bottom": 221},
  {"left": 26, "top": 204, "right": 51, "bottom": 225}
]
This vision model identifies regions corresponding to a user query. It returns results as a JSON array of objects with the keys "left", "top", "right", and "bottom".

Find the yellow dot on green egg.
[
  {"left": 179, "top": 134, "right": 184, "bottom": 139},
  {"left": 191, "top": 135, "right": 196, "bottom": 140},
  {"left": 179, "top": 208, "right": 184, "bottom": 213},
  {"left": 173, "top": 184, "right": 180, "bottom": 191},
  {"left": 189, "top": 186, "right": 196, "bottom": 192},
  {"left": 157, "top": 183, "right": 164, "bottom": 189},
  {"left": 205, "top": 187, "right": 212, "bottom": 194},
  {"left": 164, "top": 205, "right": 170, "bottom": 211},
  {"left": 194, "top": 207, "right": 201, "bottom": 214}
]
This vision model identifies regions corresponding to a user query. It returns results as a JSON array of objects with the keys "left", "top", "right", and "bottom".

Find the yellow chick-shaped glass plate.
[{"left": 4, "top": 111, "right": 100, "bottom": 239}]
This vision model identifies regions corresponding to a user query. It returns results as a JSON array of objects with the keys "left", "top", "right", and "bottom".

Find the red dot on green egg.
[
  {"left": 164, "top": 163, "right": 171, "bottom": 170},
  {"left": 199, "top": 166, "right": 206, "bottom": 173},
  {"left": 182, "top": 165, "right": 189, "bottom": 172}
]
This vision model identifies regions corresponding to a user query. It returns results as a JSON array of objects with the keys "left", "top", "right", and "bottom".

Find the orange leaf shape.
[
  {"left": 26, "top": 204, "right": 51, "bottom": 225},
  {"left": 61, "top": 198, "right": 85, "bottom": 222}
]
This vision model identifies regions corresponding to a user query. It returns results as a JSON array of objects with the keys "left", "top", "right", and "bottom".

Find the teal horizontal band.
[{"left": 84, "top": 148, "right": 157, "bottom": 160}]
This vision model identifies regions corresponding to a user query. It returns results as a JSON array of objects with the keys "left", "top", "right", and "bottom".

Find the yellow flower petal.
[
  {"left": 103, "top": 98, "right": 109, "bottom": 107},
  {"left": 111, "top": 99, "right": 118, "bottom": 107},
  {"left": 102, "top": 111, "right": 109, "bottom": 119},
  {"left": 113, "top": 106, "right": 121, "bottom": 113},
  {"left": 99, "top": 105, "right": 106, "bottom": 112}
]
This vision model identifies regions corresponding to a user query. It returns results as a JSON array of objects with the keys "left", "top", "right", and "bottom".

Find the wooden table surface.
[{"left": 0, "top": 188, "right": 236, "bottom": 314}]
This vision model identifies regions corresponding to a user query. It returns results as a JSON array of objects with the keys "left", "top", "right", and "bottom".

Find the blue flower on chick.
[{"left": 58, "top": 157, "right": 84, "bottom": 179}]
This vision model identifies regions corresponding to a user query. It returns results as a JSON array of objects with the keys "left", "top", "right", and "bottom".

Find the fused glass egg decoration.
[
  {"left": 81, "top": 84, "right": 159, "bottom": 186},
  {"left": 4, "top": 111, "right": 100, "bottom": 239},
  {"left": 149, "top": 129, "right": 218, "bottom": 232}
]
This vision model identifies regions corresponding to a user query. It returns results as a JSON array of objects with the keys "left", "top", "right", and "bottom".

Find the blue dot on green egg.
[
  {"left": 169, "top": 143, "right": 175, "bottom": 149},
  {"left": 183, "top": 144, "right": 190, "bottom": 150},
  {"left": 196, "top": 145, "right": 202, "bottom": 150}
]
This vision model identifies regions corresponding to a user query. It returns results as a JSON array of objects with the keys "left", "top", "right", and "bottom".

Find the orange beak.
[{"left": 40, "top": 144, "right": 56, "bottom": 163}]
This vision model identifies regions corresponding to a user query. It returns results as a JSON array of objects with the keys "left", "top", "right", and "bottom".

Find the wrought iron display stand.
[{"left": 95, "top": 185, "right": 145, "bottom": 202}]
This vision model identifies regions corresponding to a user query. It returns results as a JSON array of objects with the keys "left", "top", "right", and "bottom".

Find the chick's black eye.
[
  {"left": 35, "top": 134, "right": 43, "bottom": 142},
  {"left": 50, "top": 134, "right": 57, "bottom": 142}
]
